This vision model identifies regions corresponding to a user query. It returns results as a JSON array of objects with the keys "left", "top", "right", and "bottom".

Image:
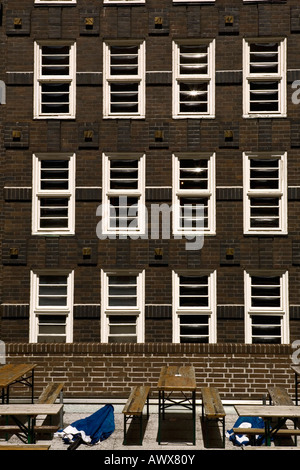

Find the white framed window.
[
  {"left": 103, "top": 0, "right": 145, "bottom": 3},
  {"left": 173, "top": 39, "right": 215, "bottom": 118},
  {"left": 30, "top": 270, "right": 74, "bottom": 343},
  {"left": 35, "top": 0, "right": 76, "bottom": 4},
  {"left": 173, "top": 271, "right": 217, "bottom": 343},
  {"left": 243, "top": 38, "right": 286, "bottom": 118},
  {"left": 173, "top": 153, "right": 215, "bottom": 236},
  {"left": 244, "top": 271, "right": 289, "bottom": 344},
  {"left": 101, "top": 270, "right": 145, "bottom": 343},
  {"left": 173, "top": 0, "right": 215, "bottom": 2},
  {"left": 101, "top": 153, "right": 145, "bottom": 236},
  {"left": 243, "top": 152, "right": 287, "bottom": 235},
  {"left": 103, "top": 41, "right": 145, "bottom": 118},
  {"left": 34, "top": 41, "right": 76, "bottom": 119},
  {"left": 32, "top": 153, "right": 75, "bottom": 235}
]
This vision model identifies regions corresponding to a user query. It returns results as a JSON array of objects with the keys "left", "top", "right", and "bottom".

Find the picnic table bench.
[
  {"left": 234, "top": 405, "right": 300, "bottom": 446},
  {"left": 267, "top": 387, "right": 294, "bottom": 406},
  {"left": 0, "top": 404, "right": 63, "bottom": 444},
  {"left": 0, "top": 444, "right": 50, "bottom": 450},
  {"left": 201, "top": 387, "right": 226, "bottom": 448},
  {"left": 122, "top": 385, "right": 150, "bottom": 445},
  {"left": 37, "top": 382, "right": 64, "bottom": 430},
  {"left": 234, "top": 388, "right": 300, "bottom": 446},
  {"left": 0, "top": 383, "right": 64, "bottom": 442}
]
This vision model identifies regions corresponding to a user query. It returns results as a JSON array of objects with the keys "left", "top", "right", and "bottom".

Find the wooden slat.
[
  {"left": 233, "top": 427, "right": 300, "bottom": 436},
  {"left": 0, "top": 444, "right": 50, "bottom": 450},
  {"left": 235, "top": 405, "right": 300, "bottom": 419},
  {"left": 0, "top": 404, "right": 62, "bottom": 416},
  {"left": 268, "top": 387, "right": 294, "bottom": 406},
  {"left": 0, "top": 425, "right": 59, "bottom": 432},
  {"left": 123, "top": 386, "right": 150, "bottom": 415},
  {"left": 201, "top": 387, "right": 226, "bottom": 419},
  {"left": 37, "top": 383, "right": 64, "bottom": 404}
]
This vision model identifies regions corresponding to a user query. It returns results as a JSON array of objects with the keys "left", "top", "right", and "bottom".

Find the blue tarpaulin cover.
[
  {"left": 226, "top": 416, "right": 266, "bottom": 446},
  {"left": 55, "top": 404, "right": 115, "bottom": 446}
]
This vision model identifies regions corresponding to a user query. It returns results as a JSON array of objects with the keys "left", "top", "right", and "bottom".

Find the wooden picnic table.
[
  {"left": 157, "top": 365, "right": 196, "bottom": 445},
  {"left": 234, "top": 404, "right": 300, "bottom": 446},
  {"left": 0, "top": 364, "right": 37, "bottom": 404},
  {"left": 0, "top": 404, "right": 62, "bottom": 444}
]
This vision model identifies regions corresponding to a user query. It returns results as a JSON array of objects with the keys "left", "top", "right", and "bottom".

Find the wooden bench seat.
[
  {"left": 267, "top": 387, "right": 295, "bottom": 406},
  {"left": 267, "top": 387, "right": 299, "bottom": 445},
  {"left": 233, "top": 427, "right": 300, "bottom": 436},
  {"left": 233, "top": 389, "right": 300, "bottom": 446},
  {"left": 122, "top": 386, "right": 150, "bottom": 445},
  {"left": 0, "top": 383, "right": 64, "bottom": 442},
  {"left": 37, "top": 382, "right": 64, "bottom": 430},
  {"left": 0, "top": 444, "right": 50, "bottom": 450},
  {"left": 201, "top": 387, "right": 226, "bottom": 448},
  {"left": 37, "top": 382, "right": 64, "bottom": 405},
  {"left": 0, "top": 425, "right": 59, "bottom": 433}
]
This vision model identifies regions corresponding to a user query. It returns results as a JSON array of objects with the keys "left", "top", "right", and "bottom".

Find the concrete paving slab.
[{"left": 1, "top": 404, "right": 298, "bottom": 451}]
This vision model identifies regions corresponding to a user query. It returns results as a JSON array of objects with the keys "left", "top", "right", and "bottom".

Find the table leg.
[
  {"left": 192, "top": 390, "right": 196, "bottom": 445},
  {"left": 27, "top": 416, "right": 36, "bottom": 444},
  {"left": 158, "top": 391, "right": 161, "bottom": 444},
  {"left": 31, "top": 370, "right": 34, "bottom": 404},
  {"left": 264, "top": 418, "right": 272, "bottom": 447}
]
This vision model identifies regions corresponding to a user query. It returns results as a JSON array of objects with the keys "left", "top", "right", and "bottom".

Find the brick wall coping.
[{"left": 5, "top": 342, "right": 293, "bottom": 356}]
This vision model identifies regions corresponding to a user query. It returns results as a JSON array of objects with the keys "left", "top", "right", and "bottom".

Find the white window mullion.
[
  {"left": 173, "top": 153, "right": 215, "bottom": 236},
  {"left": 173, "top": 270, "right": 217, "bottom": 343},
  {"left": 101, "top": 270, "right": 145, "bottom": 343},
  {"left": 173, "top": 40, "right": 215, "bottom": 118},
  {"left": 243, "top": 38, "right": 286, "bottom": 118},
  {"left": 244, "top": 271, "right": 289, "bottom": 344},
  {"left": 243, "top": 152, "right": 287, "bottom": 235},
  {"left": 35, "top": 0, "right": 77, "bottom": 4},
  {"left": 32, "top": 153, "right": 75, "bottom": 235},
  {"left": 102, "top": 153, "right": 145, "bottom": 236},
  {"left": 103, "top": 41, "right": 145, "bottom": 118},
  {"left": 34, "top": 41, "right": 76, "bottom": 119},
  {"left": 30, "top": 271, "right": 73, "bottom": 343}
]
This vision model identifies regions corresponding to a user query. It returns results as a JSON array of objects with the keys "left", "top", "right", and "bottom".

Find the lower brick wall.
[{"left": 3, "top": 342, "right": 296, "bottom": 402}]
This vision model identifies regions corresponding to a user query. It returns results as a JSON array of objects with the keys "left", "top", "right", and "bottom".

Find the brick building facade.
[{"left": 0, "top": 0, "right": 300, "bottom": 398}]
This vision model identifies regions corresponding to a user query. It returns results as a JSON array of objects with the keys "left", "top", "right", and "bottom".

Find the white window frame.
[
  {"left": 35, "top": 0, "right": 76, "bottom": 4},
  {"left": 172, "top": 270, "right": 217, "bottom": 343},
  {"left": 173, "top": 0, "right": 214, "bottom": 2},
  {"left": 34, "top": 41, "right": 76, "bottom": 119},
  {"left": 103, "top": 40, "right": 145, "bottom": 119},
  {"left": 244, "top": 271, "right": 289, "bottom": 344},
  {"left": 103, "top": 0, "right": 145, "bottom": 4},
  {"left": 101, "top": 270, "right": 145, "bottom": 343},
  {"left": 243, "top": 152, "right": 287, "bottom": 235},
  {"left": 172, "top": 39, "right": 215, "bottom": 119},
  {"left": 243, "top": 38, "right": 286, "bottom": 118},
  {"left": 173, "top": 152, "right": 216, "bottom": 236},
  {"left": 29, "top": 270, "right": 74, "bottom": 343},
  {"left": 101, "top": 153, "right": 145, "bottom": 236},
  {"left": 32, "top": 153, "right": 75, "bottom": 235}
]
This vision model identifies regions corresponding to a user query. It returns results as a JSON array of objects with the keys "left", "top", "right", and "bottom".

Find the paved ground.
[{"left": 1, "top": 403, "right": 299, "bottom": 451}]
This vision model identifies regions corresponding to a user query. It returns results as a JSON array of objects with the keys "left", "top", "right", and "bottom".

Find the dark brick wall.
[
  {"left": 3, "top": 343, "right": 296, "bottom": 401},
  {"left": 1, "top": 0, "right": 300, "bottom": 346}
]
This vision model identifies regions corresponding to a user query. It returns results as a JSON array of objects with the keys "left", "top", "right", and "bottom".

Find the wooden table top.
[
  {"left": 0, "top": 404, "right": 62, "bottom": 416},
  {"left": 157, "top": 365, "right": 196, "bottom": 391},
  {"left": 235, "top": 405, "right": 300, "bottom": 419},
  {"left": 0, "top": 364, "right": 37, "bottom": 388}
]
